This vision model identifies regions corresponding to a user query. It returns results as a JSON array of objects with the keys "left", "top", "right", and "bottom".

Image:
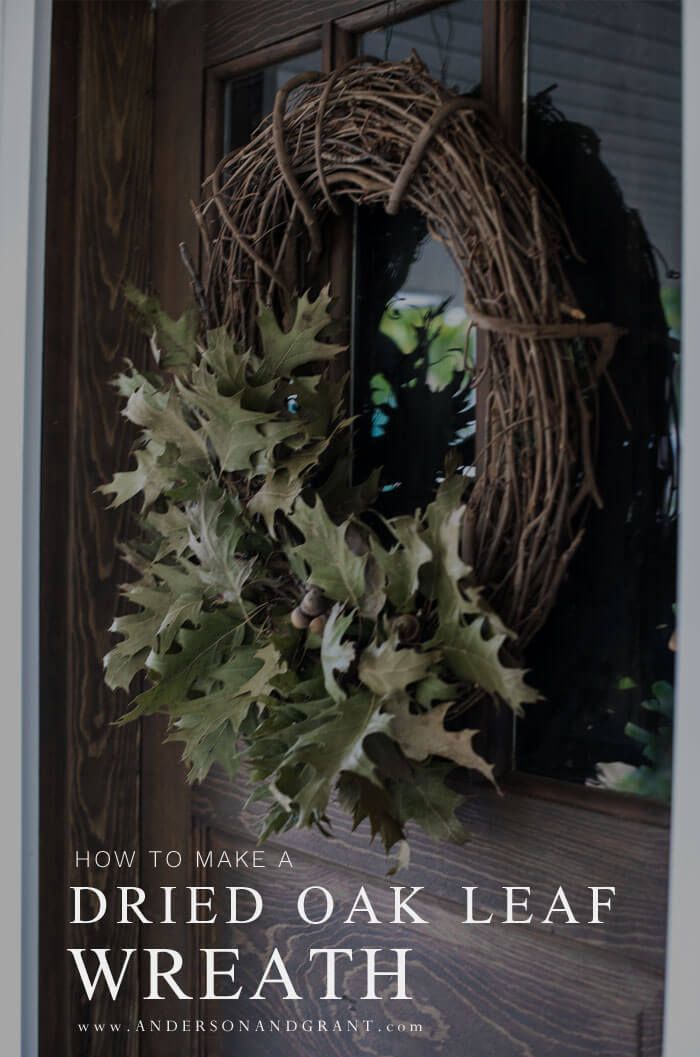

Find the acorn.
[
  {"left": 300, "top": 586, "right": 327, "bottom": 618},
  {"left": 290, "top": 606, "right": 310, "bottom": 630},
  {"left": 308, "top": 614, "right": 328, "bottom": 635},
  {"left": 345, "top": 523, "right": 369, "bottom": 556},
  {"left": 392, "top": 614, "right": 420, "bottom": 643}
]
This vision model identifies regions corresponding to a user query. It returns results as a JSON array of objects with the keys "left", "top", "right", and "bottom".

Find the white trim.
[
  {"left": 664, "top": 2, "right": 698, "bottom": 1055},
  {"left": 0, "top": 0, "right": 51, "bottom": 1054}
]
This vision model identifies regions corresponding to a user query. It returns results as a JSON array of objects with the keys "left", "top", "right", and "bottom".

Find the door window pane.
[
  {"left": 360, "top": 2, "right": 482, "bottom": 90},
  {"left": 518, "top": 0, "right": 680, "bottom": 797},
  {"left": 223, "top": 50, "right": 322, "bottom": 153},
  {"left": 354, "top": 2, "right": 482, "bottom": 514}
]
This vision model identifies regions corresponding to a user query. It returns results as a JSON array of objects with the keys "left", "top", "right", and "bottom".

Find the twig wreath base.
[
  {"left": 197, "top": 54, "right": 625, "bottom": 645},
  {"left": 102, "top": 56, "right": 623, "bottom": 863}
]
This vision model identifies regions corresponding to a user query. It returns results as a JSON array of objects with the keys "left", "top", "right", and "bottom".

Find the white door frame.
[
  {"left": 663, "top": 2, "right": 700, "bottom": 1055},
  {"left": 0, "top": 0, "right": 51, "bottom": 1054}
]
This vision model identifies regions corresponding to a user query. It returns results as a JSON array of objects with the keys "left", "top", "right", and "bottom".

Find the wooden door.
[
  {"left": 41, "top": 2, "right": 673, "bottom": 1055},
  {"left": 148, "top": 2, "right": 671, "bottom": 1054}
]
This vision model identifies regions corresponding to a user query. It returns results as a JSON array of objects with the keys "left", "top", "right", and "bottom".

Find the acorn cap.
[
  {"left": 392, "top": 614, "right": 420, "bottom": 643},
  {"left": 345, "top": 523, "right": 369, "bottom": 556},
  {"left": 300, "top": 586, "right": 326, "bottom": 618}
]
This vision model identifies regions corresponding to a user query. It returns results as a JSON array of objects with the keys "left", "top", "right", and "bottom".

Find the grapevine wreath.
[{"left": 102, "top": 56, "right": 624, "bottom": 862}]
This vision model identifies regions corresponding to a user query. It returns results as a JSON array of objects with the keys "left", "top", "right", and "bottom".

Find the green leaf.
[
  {"left": 167, "top": 643, "right": 282, "bottom": 783},
  {"left": 125, "top": 384, "right": 208, "bottom": 464},
  {"left": 105, "top": 561, "right": 206, "bottom": 691},
  {"left": 281, "top": 690, "right": 391, "bottom": 825},
  {"left": 393, "top": 762, "right": 468, "bottom": 844},
  {"left": 289, "top": 496, "right": 369, "bottom": 610},
  {"left": 203, "top": 328, "right": 248, "bottom": 390},
  {"left": 415, "top": 673, "right": 460, "bottom": 708},
  {"left": 146, "top": 505, "right": 191, "bottom": 560},
  {"left": 282, "top": 372, "right": 347, "bottom": 440},
  {"left": 320, "top": 604, "right": 355, "bottom": 703},
  {"left": 186, "top": 485, "right": 255, "bottom": 606},
  {"left": 171, "top": 711, "right": 247, "bottom": 784},
  {"left": 320, "top": 460, "right": 381, "bottom": 521},
  {"left": 99, "top": 439, "right": 175, "bottom": 510},
  {"left": 649, "top": 680, "right": 674, "bottom": 718},
  {"left": 122, "top": 609, "right": 245, "bottom": 721},
  {"left": 424, "top": 477, "right": 511, "bottom": 637},
  {"left": 437, "top": 617, "right": 539, "bottom": 715},
  {"left": 372, "top": 514, "right": 432, "bottom": 612},
  {"left": 255, "top": 286, "right": 345, "bottom": 382},
  {"left": 104, "top": 613, "right": 153, "bottom": 692},
  {"left": 182, "top": 365, "right": 298, "bottom": 473},
  {"left": 248, "top": 469, "right": 303, "bottom": 535},
  {"left": 337, "top": 772, "right": 405, "bottom": 851},
  {"left": 237, "top": 642, "right": 287, "bottom": 700},
  {"left": 388, "top": 696, "right": 495, "bottom": 784},
  {"left": 102, "top": 289, "right": 533, "bottom": 859},
  {"left": 125, "top": 284, "right": 199, "bottom": 370},
  {"left": 358, "top": 633, "right": 439, "bottom": 699}
]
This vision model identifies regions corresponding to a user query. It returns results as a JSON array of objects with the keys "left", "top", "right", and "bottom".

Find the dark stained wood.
[
  {"left": 194, "top": 766, "right": 669, "bottom": 973},
  {"left": 70, "top": 3, "right": 154, "bottom": 1052},
  {"left": 191, "top": 817, "right": 210, "bottom": 1057},
  {"left": 139, "top": 5, "right": 206, "bottom": 1053},
  {"left": 335, "top": 0, "right": 453, "bottom": 33},
  {"left": 505, "top": 770, "right": 672, "bottom": 826},
  {"left": 41, "top": 3, "right": 155, "bottom": 1054},
  {"left": 496, "top": 0, "right": 527, "bottom": 151},
  {"left": 152, "top": 0, "right": 205, "bottom": 313},
  {"left": 481, "top": 0, "right": 500, "bottom": 105},
  {"left": 204, "top": 0, "right": 366, "bottom": 66},
  {"left": 204, "top": 0, "right": 451, "bottom": 67},
  {"left": 193, "top": 829, "right": 663, "bottom": 1057},
  {"left": 208, "top": 29, "right": 324, "bottom": 81},
  {"left": 323, "top": 20, "right": 356, "bottom": 71},
  {"left": 204, "top": 68, "right": 224, "bottom": 189}
]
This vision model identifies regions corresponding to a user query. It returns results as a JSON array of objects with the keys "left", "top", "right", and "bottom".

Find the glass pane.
[
  {"left": 351, "top": 206, "right": 476, "bottom": 514},
  {"left": 354, "top": 2, "right": 483, "bottom": 514},
  {"left": 518, "top": 0, "right": 681, "bottom": 798},
  {"left": 222, "top": 50, "right": 322, "bottom": 153},
  {"left": 360, "top": 2, "right": 482, "bottom": 90}
]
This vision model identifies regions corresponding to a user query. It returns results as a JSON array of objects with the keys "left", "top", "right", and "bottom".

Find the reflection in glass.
[
  {"left": 352, "top": 206, "right": 476, "bottom": 516},
  {"left": 355, "top": 3, "right": 482, "bottom": 515},
  {"left": 222, "top": 51, "right": 322, "bottom": 154},
  {"left": 360, "top": 2, "right": 481, "bottom": 92},
  {"left": 519, "top": 0, "right": 681, "bottom": 797}
]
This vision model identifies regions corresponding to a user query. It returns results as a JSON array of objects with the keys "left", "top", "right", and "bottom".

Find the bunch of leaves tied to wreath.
[{"left": 101, "top": 285, "right": 539, "bottom": 867}]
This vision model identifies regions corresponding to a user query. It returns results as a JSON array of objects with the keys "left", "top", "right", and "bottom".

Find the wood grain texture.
[
  {"left": 41, "top": 3, "right": 154, "bottom": 1054},
  {"left": 194, "top": 767, "right": 669, "bottom": 973},
  {"left": 204, "top": 0, "right": 367, "bottom": 66},
  {"left": 139, "top": 5, "right": 205, "bottom": 1051},
  {"left": 204, "top": 0, "right": 449, "bottom": 67},
  {"left": 152, "top": 0, "right": 205, "bottom": 313},
  {"left": 189, "top": 829, "right": 663, "bottom": 1057},
  {"left": 496, "top": 0, "right": 526, "bottom": 151}
]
